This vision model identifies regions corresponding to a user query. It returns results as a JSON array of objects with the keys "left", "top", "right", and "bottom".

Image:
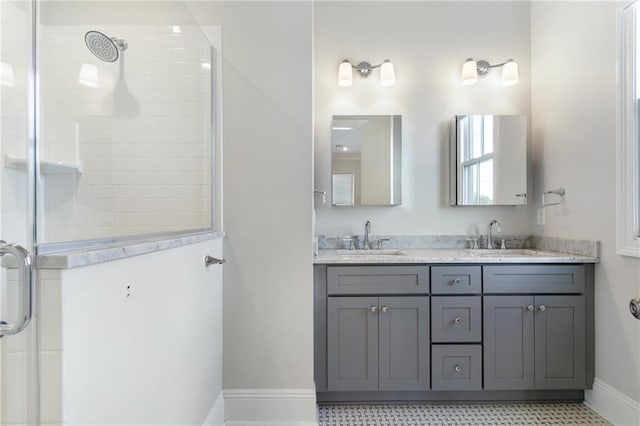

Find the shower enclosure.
[{"left": 0, "top": 1, "right": 219, "bottom": 423}]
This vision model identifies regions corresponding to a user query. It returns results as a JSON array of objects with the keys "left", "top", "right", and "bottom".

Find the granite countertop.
[{"left": 314, "top": 248, "right": 599, "bottom": 264}]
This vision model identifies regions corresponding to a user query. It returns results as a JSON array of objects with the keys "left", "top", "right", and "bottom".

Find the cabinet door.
[
  {"left": 534, "top": 295, "right": 586, "bottom": 389},
  {"left": 378, "top": 296, "right": 430, "bottom": 391},
  {"left": 327, "top": 297, "right": 379, "bottom": 391},
  {"left": 484, "top": 296, "right": 535, "bottom": 390}
]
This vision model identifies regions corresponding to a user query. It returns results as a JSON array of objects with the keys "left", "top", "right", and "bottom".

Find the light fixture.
[
  {"left": 171, "top": 25, "right": 182, "bottom": 34},
  {"left": 461, "top": 58, "right": 519, "bottom": 86},
  {"left": 337, "top": 59, "right": 396, "bottom": 87},
  {"left": 201, "top": 62, "right": 211, "bottom": 70},
  {"left": 78, "top": 63, "right": 99, "bottom": 88},
  {"left": 1, "top": 61, "right": 15, "bottom": 87}
]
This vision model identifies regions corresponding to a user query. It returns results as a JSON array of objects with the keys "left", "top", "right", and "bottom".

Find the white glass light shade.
[
  {"left": 1, "top": 61, "right": 15, "bottom": 87},
  {"left": 461, "top": 59, "right": 478, "bottom": 85},
  {"left": 78, "top": 63, "right": 99, "bottom": 88},
  {"left": 338, "top": 60, "right": 353, "bottom": 87},
  {"left": 501, "top": 60, "right": 519, "bottom": 86},
  {"left": 380, "top": 60, "right": 396, "bottom": 87}
]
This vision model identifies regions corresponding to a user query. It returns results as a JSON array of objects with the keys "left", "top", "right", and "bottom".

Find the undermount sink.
[
  {"left": 465, "top": 249, "right": 554, "bottom": 257},
  {"left": 336, "top": 249, "right": 406, "bottom": 257}
]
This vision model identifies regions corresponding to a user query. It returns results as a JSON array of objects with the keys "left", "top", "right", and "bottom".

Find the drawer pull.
[
  {"left": 381, "top": 306, "right": 389, "bottom": 313},
  {"left": 454, "top": 365, "right": 462, "bottom": 373},
  {"left": 527, "top": 305, "right": 534, "bottom": 311},
  {"left": 452, "top": 277, "right": 461, "bottom": 284},
  {"left": 538, "top": 305, "right": 546, "bottom": 312},
  {"left": 369, "top": 306, "right": 378, "bottom": 313},
  {"left": 453, "top": 316, "right": 462, "bottom": 324}
]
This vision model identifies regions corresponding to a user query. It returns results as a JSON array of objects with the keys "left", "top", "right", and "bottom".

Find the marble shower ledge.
[{"left": 36, "top": 231, "right": 225, "bottom": 269}]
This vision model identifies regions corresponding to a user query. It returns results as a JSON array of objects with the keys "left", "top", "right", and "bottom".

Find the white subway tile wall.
[
  {"left": 39, "top": 24, "right": 213, "bottom": 243},
  {"left": 1, "top": 0, "right": 30, "bottom": 247}
]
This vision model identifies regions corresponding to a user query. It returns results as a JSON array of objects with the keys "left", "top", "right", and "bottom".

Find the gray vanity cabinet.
[
  {"left": 378, "top": 296, "right": 430, "bottom": 391},
  {"left": 327, "top": 297, "right": 379, "bottom": 391},
  {"left": 534, "top": 295, "right": 586, "bottom": 389},
  {"left": 327, "top": 295, "right": 429, "bottom": 392},
  {"left": 483, "top": 295, "right": 535, "bottom": 390},
  {"left": 484, "top": 295, "right": 585, "bottom": 390},
  {"left": 315, "top": 262, "right": 594, "bottom": 402}
]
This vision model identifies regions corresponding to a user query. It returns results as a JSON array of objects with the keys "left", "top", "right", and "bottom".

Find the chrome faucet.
[
  {"left": 487, "top": 220, "right": 502, "bottom": 249},
  {"left": 363, "top": 220, "right": 371, "bottom": 250}
]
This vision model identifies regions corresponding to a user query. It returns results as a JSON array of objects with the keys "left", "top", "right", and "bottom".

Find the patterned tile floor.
[{"left": 318, "top": 403, "right": 611, "bottom": 425}]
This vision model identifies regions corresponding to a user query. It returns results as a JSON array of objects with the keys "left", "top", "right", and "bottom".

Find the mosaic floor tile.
[{"left": 318, "top": 403, "right": 611, "bottom": 425}]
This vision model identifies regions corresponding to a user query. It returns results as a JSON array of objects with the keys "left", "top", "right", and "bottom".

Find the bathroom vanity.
[{"left": 313, "top": 249, "right": 597, "bottom": 402}]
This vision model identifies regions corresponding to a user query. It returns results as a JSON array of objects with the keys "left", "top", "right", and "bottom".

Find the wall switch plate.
[{"left": 537, "top": 209, "right": 545, "bottom": 226}]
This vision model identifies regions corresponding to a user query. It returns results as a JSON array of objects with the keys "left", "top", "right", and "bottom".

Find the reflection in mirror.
[
  {"left": 331, "top": 115, "right": 402, "bottom": 206},
  {"left": 450, "top": 114, "right": 527, "bottom": 206}
]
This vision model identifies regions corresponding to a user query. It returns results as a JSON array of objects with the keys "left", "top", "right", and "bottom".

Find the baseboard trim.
[
  {"left": 585, "top": 378, "right": 640, "bottom": 425},
  {"left": 202, "top": 391, "right": 224, "bottom": 426},
  {"left": 225, "top": 423, "right": 317, "bottom": 426},
  {"left": 224, "top": 388, "right": 317, "bottom": 424}
]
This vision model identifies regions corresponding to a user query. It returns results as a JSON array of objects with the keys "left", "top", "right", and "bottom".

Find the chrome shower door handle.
[{"left": 0, "top": 243, "right": 33, "bottom": 337}]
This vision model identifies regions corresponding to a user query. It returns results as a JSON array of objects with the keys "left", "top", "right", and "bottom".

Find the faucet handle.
[
  {"left": 340, "top": 236, "right": 355, "bottom": 250},
  {"left": 466, "top": 238, "right": 479, "bottom": 250},
  {"left": 377, "top": 238, "right": 391, "bottom": 250}
]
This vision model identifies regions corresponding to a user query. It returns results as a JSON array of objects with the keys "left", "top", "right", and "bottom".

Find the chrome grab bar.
[
  {"left": 204, "top": 255, "right": 225, "bottom": 267},
  {"left": 0, "top": 243, "right": 33, "bottom": 337}
]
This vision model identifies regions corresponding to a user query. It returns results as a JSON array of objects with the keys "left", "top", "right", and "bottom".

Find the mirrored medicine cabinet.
[
  {"left": 331, "top": 115, "right": 402, "bottom": 206},
  {"left": 450, "top": 114, "right": 527, "bottom": 206}
]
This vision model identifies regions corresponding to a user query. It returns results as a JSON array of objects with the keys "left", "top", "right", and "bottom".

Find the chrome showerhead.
[{"left": 84, "top": 31, "right": 127, "bottom": 62}]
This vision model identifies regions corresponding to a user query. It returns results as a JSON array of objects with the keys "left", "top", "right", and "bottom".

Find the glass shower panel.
[
  {"left": 37, "top": 1, "right": 214, "bottom": 244},
  {"left": 1, "top": 1, "right": 36, "bottom": 425}
]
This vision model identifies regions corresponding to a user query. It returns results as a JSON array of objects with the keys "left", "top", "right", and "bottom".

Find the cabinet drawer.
[
  {"left": 431, "top": 296, "right": 482, "bottom": 342},
  {"left": 484, "top": 265, "right": 585, "bottom": 293},
  {"left": 431, "top": 266, "right": 481, "bottom": 294},
  {"left": 431, "top": 344, "right": 482, "bottom": 391},
  {"left": 327, "top": 266, "right": 429, "bottom": 295}
]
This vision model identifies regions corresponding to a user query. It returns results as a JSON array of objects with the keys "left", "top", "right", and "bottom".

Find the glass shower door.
[{"left": 0, "top": 1, "right": 37, "bottom": 425}]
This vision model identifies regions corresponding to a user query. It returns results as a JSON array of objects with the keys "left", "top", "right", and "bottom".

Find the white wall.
[
  {"left": 530, "top": 2, "right": 640, "bottom": 424},
  {"left": 39, "top": 238, "right": 224, "bottom": 425},
  {"left": 38, "top": 2, "right": 213, "bottom": 243},
  {"left": 185, "top": 2, "right": 316, "bottom": 424},
  {"left": 314, "top": 1, "right": 533, "bottom": 238}
]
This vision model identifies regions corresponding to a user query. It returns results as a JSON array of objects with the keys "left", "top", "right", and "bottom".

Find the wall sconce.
[
  {"left": 78, "top": 63, "right": 99, "bottom": 88},
  {"left": 461, "top": 58, "right": 519, "bottom": 86},
  {"left": 338, "top": 59, "right": 396, "bottom": 87},
  {"left": 1, "top": 61, "right": 15, "bottom": 87}
]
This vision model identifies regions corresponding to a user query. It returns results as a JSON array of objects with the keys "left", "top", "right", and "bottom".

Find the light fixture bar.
[
  {"left": 461, "top": 57, "right": 519, "bottom": 86},
  {"left": 338, "top": 58, "right": 396, "bottom": 87}
]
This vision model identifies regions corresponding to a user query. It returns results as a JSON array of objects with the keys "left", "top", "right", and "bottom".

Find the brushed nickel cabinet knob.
[
  {"left": 370, "top": 306, "right": 378, "bottom": 313},
  {"left": 453, "top": 316, "right": 462, "bottom": 324},
  {"left": 381, "top": 306, "right": 389, "bottom": 313},
  {"left": 454, "top": 365, "right": 462, "bottom": 372}
]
